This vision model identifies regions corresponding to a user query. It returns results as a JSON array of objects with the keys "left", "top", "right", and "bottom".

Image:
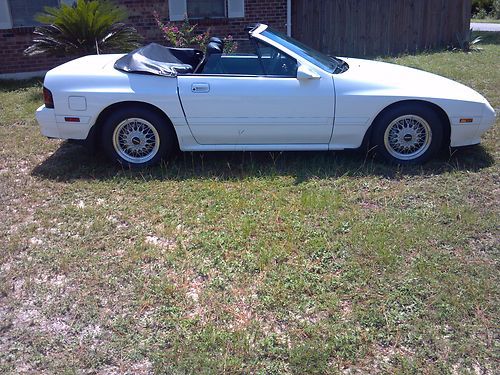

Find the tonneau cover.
[{"left": 114, "top": 43, "right": 203, "bottom": 77}]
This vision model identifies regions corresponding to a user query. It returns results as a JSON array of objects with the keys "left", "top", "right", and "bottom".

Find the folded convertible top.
[{"left": 114, "top": 43, "right": 203, "bottom": 77}]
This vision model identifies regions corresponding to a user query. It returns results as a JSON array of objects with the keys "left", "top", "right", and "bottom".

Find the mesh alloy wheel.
[
  {"left": 371, "top": 103, "right": 444, "bottom": 165},
  {"left": 383, "top": 115, "right": 432, "bottom": 161},
  {"left": 112, "top": 118, "right": 160, "bottom": 164},
  {"left": 102, "top": 106, "right": 177, "bottom": 168}
]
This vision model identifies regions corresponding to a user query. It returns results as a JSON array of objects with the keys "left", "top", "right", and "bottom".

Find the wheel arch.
[
  {"left": 362, "top": 99, "right": 451, "bottom": 150},
  {"left": 88, "top": 101, "right": 179, "bottom": 149}
]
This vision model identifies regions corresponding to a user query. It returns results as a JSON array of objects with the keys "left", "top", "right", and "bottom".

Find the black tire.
[
  {"left": 101, "top": 107, "right": 176, "bottom": 168},
  {"left": 370, "top": 103, "right": 444, "bottom": 165}
]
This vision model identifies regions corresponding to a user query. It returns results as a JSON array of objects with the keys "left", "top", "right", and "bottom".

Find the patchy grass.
[
  {"left": 0, "top": 41, "right": 498, "bottom": 374},
  {"left": 471, "top": 18, "right": 500, "bottom": 23}
]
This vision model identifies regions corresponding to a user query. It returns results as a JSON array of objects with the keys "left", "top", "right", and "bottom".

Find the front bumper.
[
  {"left": 450, "top": 102, "right": 496, "bottom": 147},
  {"left": 482, "top": 101, "right": 497, "bottom": 131}
]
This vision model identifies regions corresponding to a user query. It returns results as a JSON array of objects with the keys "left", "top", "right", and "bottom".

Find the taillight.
[{"left": 43, "top": 87, "right": 54, "bottom": 109}]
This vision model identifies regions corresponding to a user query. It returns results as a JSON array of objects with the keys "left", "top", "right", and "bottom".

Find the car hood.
[{"left": 338, "top": 57, "right": 487, "bottom": 104}]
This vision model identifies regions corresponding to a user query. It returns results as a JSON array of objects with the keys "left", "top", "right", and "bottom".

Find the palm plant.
[
  {"left": 25, "top": 0, "right": 142, "bottom": 57},
  {"left": 456, "top": 29, "right": 483, "bottom": 52}
]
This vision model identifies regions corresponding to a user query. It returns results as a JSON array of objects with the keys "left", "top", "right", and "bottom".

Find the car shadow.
[{"left": 31, "top": 141, "right": 495, "bottom": 184}]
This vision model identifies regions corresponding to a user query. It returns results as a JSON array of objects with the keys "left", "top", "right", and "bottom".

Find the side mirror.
[{"left": 297, "top": 64, "right": 320, "bottom": 80}]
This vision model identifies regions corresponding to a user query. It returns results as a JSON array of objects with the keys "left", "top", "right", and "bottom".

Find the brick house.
[
  {"left": 0, "top": 0, "right": 289, "bottom": 79},
  {"left": 0, "top": 1, "right": 471, "bottom": 79}
]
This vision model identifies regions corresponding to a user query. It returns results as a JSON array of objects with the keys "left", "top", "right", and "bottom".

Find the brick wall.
[
  {"left": 0, "top": 0, "right": 287, "bottom": 76},
  {"left": 0, "top": 28, "right": 70, "bottom": 75}
]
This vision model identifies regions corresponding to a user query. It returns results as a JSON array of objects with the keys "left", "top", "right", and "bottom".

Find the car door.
[{"left": 177, "top": 40, "right": 335, "bottom": 145}]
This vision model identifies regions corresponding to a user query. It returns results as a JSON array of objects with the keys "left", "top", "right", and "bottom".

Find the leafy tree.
[
  {"left": 473, "top": 0, "right": 500, "bottom": 18},
  {"left": 473, "top": 0, "right": 493, "bottom": 10},
  {"left": 25, "top": 0, "right": 142, "bottom": 57},
  {"left": 494, "top": 0, "right": 500, "bottom": 19}
]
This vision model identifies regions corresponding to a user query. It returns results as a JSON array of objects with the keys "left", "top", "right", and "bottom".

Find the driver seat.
[{"left": 195, "top": 41, "right": 223, "bottom": 73}]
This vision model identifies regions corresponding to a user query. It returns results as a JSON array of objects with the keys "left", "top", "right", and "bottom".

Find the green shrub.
[
  {"left": 475, "top": 8, "right": 489, "bottom": 19},
  {"left": 153, "top": 12, "right": 238, "bottom": 53},
  {"left": 153, "top": 12, "right": 210, "bottom": 51}
]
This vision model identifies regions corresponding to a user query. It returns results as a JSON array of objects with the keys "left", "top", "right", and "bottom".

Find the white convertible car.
[{"left": 36, "top": 24, "right": 496, "bottom": 167}]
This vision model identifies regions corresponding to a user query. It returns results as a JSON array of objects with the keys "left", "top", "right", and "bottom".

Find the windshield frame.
[{"left": 254, "top": 26, "right": 340, "bottom": 74}]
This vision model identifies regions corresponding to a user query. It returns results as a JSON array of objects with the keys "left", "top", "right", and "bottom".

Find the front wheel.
[
  {"left": 101, "top": 107, "right": 175, "bottom": 168},
  {"left": 371, "top": 104, "right": 444, "bottom": 165}
]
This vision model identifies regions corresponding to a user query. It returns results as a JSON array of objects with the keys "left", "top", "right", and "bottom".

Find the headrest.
[
  {"left": 206, "top": 42, "right": 223, "bottom": 55},
  {"left": 209, "top": 37, "right": 224, "bottom": 46}
]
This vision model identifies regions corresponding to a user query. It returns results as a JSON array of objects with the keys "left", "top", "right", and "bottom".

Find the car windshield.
[{"left": 260, "top": 27, "right": 340, "bottom": 73}]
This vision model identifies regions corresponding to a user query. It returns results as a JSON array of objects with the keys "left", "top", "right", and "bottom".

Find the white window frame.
[
  {"left": 0, "top": 0, "right": 75, "bottom": 30},
  {"left": 0, "top": 0, "right": 13, "bottom": 29},
  {"left": 169, "top": 0, "right": 245, "bottom": 22}
]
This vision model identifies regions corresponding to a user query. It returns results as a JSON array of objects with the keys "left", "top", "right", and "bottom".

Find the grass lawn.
[
  {"left": 471, "top": 18, "right": 500, "bottom": 23},
  {"left": 0, "top": 35, "right": 498, "bottom": 374}
]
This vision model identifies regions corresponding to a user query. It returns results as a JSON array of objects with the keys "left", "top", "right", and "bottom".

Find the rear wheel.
[
  {"left": 371, "top": 104, "right": 444, "bottom": 164},
  {"left": 102, "top": 107, "right": 175, "bottom": 167}
]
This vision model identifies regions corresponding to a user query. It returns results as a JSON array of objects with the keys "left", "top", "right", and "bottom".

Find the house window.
[
  {"left": 9, "top": 0, "right": 58, "bottom": 27},
  {"left": 187, "top": 0, "right": 226, "bottom": 19},
  {"left": 6, "top": 0, "right": 75, "bottom": 28},
  {"left": 169, "top": 0, "right": 245, "bottom": 22}
]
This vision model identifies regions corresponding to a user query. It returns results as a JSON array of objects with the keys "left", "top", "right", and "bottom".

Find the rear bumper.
[
  {"left": 36, "top": 105, "right": 93, "bottom": 140},
  {"left": 36, "top": 105, "right": 61, "bottom": 138}
]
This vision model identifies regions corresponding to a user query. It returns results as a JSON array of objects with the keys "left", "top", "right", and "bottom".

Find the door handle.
[{"left": 191, "top": 83, "right": 210, "bottom": 93}]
